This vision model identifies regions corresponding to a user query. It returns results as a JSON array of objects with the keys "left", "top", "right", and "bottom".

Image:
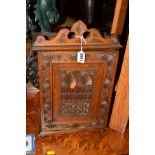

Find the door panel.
[
  {"left": 38, "top": 51, "right": 118, "bottom": 133},
  {"left": 52, "top": 63, "right": 105, "bottom": 124}
]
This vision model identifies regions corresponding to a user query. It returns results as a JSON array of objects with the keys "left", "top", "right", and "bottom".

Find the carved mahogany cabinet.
[{"left": 33, "top": 20, "right": 121, "bottom": 136}]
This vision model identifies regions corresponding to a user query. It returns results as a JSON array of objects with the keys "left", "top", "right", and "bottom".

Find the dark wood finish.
[
  {"left": 33, "top": 20, "right": 121, "bottom": 136},
  {"left": 26, "top": 88, "right": 129, "bottom": 155},
  {"left": 109, "top": 38, "right": 129, "bottom": 133}
]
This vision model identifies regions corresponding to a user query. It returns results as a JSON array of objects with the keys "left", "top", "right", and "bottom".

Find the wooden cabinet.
[{"left": 33, "top": 20, "right": 121, "bottom": 136}]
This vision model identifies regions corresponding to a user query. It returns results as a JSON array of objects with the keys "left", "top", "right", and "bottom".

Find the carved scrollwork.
[
  {"left": 45, "top": 124, "right": 57, "bottom": 129},
  {"left": 100, "top": 55, "right": 114, "bottom": 124},
  {"left": 41, "top": 52, "right": 115, "bottom": 129},
  {"left": 68, "top": 124, "right": 80, "bottom": 129},
  {"left": 42, "top": 53, "right": 114, "bottom": 64},
  {"left": 42, "top": 56, "right": 52, "bottom": 126},
  {"left": 34, "top": 20, "right": 116, "bottom": 46},
  {"left": 94, "top": 53, "right": 115, "bottom": 125},
  {"left": 35, "top": 20, "right": 120, "bottom": 135},
  {"left": 55, "top": 32, "right": 67, "bottom": 43},
  {"left": 92, "top": 34, "right": 103, "bottom": 43}
]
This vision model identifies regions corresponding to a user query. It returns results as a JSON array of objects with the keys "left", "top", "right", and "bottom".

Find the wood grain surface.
[
  {"left": 111, "top": 0, "right": 128, "bottom": 35},
  {"left": 26, "top": 84, "right": 129, "bottom": 155},
  {"left": 109, "top": 38, "right": 129, "bottom": 133}
]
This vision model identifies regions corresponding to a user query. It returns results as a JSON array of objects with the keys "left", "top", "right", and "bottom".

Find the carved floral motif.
[
  {"left": 58, "top": 67, "right": 96, "bottom": 117},
  {"left": 35, "top": 20, "right": 120, "bottom": 135},
  {"left": 41, "top": 52, "right": 115, "bottom": 130},
  {"left": 34, "top": 20, "right": 114, "bottom": 46},
  {"left": 97, "top": 54, "right": 114, "bottom": 125}
]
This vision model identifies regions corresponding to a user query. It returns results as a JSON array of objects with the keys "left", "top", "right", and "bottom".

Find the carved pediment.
[{"left": 34, "top": 20, "right": 120, "bottom": 47}]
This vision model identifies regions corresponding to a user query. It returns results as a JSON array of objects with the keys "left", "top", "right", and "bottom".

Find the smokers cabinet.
[{"left": 33, "top": 20, "right": 121, "bottom": 136}]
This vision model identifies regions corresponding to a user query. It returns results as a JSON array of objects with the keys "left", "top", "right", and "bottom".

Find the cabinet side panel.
[
  {"left": 103, "top": 51, "right": 119, "bottom": 128},
  {"left": 38, "top": 52, "right": 45, "bottom": 130}
]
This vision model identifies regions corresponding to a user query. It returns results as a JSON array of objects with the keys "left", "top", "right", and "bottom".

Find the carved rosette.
[
  {"left": 96, "top": 54, "right": 114, "bottom": 126},
  {"left": 42, "top": 55, "right": 52, "bottom": 129}
]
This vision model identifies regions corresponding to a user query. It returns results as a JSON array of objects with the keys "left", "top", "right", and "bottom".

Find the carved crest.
[{"left": 34, "top": 20, "right": 120, "bottom": 47}]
